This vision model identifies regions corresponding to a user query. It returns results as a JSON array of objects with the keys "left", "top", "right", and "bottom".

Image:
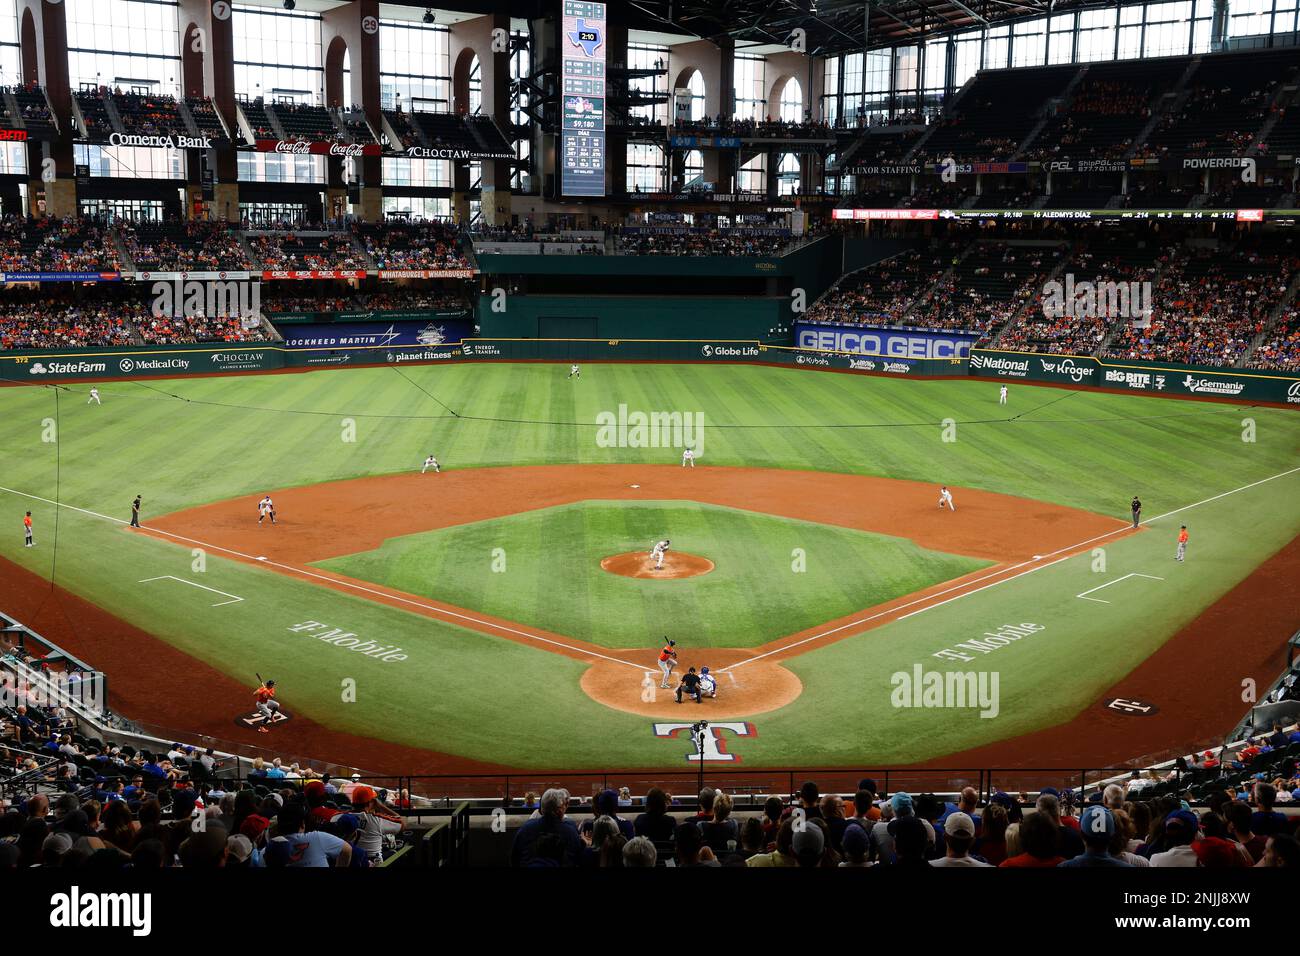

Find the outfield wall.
[
  {"left": 967, "top": 348, "right": 1300, "bottom": 407},
  {"left": 3, "top": 340, "right": 1298, "bottom": 409}
]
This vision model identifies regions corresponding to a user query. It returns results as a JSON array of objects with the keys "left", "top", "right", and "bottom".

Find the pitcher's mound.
[{"left": 601, "top": 551, "right": 715, "bottom": 579}]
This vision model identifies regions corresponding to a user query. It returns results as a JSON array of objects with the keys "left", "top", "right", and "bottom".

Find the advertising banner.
[
  {"left": 260, "top": 270, "right": 368, "bottom": 281},
  {"left": 278, "top": 319, "right": 472, "bottom": 349},
  {"left": 253, "top": 139, "right": 381, "bottom": 158},
  {"left": 0, "top": 346, "right": 279, "bottom": 381},
  {"left": 796, "top": 323, "right": 981, "bottom": 360},
  {"left": 1, "top": 271, "right": 121, "bottom": 283},
  {"left": 967, "top": 348, "right": 1300, "bottom": 406}
]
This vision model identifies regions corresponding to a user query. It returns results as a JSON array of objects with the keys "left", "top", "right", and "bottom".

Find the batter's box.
[
  {"left": 235, "top": 709, "right": 292, "bottom": 731},
  {"left": 1076, "top": 572, "right": 1164, "bottom": 605}
]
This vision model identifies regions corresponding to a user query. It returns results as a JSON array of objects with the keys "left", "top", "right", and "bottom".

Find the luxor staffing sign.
[{"left": 560, "top": 1, "right": 606, "bottom": 197}]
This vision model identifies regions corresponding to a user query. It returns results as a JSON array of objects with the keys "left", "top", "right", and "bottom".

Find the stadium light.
[
  {"left": 283, "top": 0, "right": 295, "bottom": 9},
  {"left": 423, "top": 8, "right": 435, "bottom": 24}
]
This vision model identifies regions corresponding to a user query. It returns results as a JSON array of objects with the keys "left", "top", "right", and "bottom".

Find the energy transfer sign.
[{"left": 560, "top": 1, "right": 606, "bottom": 197}]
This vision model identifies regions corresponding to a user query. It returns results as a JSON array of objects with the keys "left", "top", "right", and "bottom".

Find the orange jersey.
[
  {"left": 658, "top": 645, "right": 676, "bottom": 662},
  {"left": 255, "top": 686, "right": 276, "bottom": 704},
  {"left": 1178, "top": 529, "right": 1189, "bottom": 543},
  {"left": 23, "top": 516, "right": 31, "bottom": 529}
]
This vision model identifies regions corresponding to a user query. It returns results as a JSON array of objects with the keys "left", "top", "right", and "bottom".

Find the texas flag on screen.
[{"left": 567, "top": 19, "right": 603, "bottom": 56}]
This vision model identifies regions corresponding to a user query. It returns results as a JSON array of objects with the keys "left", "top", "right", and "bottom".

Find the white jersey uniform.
[
  {"left": 699, "top": 673, "right": 717, "bottom": 698},
  {"left": 422, "top": 456, "right": 440, "bottom": 474},
  {"left": 682, "top": 448, "right": 695, "bottom": 467},
  {"left": 938, "top": 488, "right": 955, "bottom": 511},
  {"left": 88, "top": 388, "right": 101, "bottom": 405},
  {"left": 569, "top": 365, "right": 580, "bottom": 378},
  {"left": 651, "top": 539, "right": 669, "bottom": 568},
  {"left": 999, "top": 386, "right": 1008, "bottom": 405},
  {"left": 258, "top": 496, "right": 276, "bottom": 524}
]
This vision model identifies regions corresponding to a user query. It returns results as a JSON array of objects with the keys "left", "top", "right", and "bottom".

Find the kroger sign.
[{"left": 796, "top": 324, "right": 977, "bottom": 360}]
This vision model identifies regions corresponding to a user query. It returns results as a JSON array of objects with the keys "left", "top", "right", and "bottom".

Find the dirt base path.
[
  {"left": 0, "top": 556, "right": 506, "bottom": 776},
  {"left": 147, "top": 465, "right": 1126, "bottom": 724}
]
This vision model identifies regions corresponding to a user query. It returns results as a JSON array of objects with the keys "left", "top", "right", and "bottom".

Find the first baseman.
[{"left": 657, "top": 638, "right": 677, "bottom": 688}]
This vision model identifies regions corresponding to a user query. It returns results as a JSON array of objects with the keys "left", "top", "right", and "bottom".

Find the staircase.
[
  {"left": 901, "top": 74, "right": 980, "bottom": 164},
  {"left": 102, "top": 94, "right": 126, "bottom": 135},
  {"left": 1128, "top": 56, "right": 1202, "bottom": 158},
  {"left": 1015, "top": 65, "right": 1089, "bottom": 160},
  {"left": 991, "top": 243, "right": 1074, "bottom": 347},
  {"left": 1247, "top": 81, "right": 1298, "bottom": 153},
  {"left": 1, "top": 89, "right": 19, "bottom": 127}
]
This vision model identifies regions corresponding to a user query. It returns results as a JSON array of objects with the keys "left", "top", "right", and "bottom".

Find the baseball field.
[{"left": 0, "top": 361, "right": 1297, "bottom": 775}]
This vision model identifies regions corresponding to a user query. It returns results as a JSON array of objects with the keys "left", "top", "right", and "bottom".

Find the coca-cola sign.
[
  {"left": 254, "top": 139, "right": 381, "bottom": 157},
  {"left": 108, "top": 132, "right": 212, "bottom": 150}
]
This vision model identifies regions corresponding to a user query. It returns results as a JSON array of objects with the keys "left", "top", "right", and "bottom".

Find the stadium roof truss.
[{"left": 622, "top": 0, "right": 1158, "bottom": 56}]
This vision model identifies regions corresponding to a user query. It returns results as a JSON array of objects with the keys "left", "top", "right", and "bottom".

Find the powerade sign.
[
  {"left": 280, "top": 321, "right": 471, "bottom": 349},
  {"left": 796, "top": 324, "right": 978, "bottom": 360},
  {"left": 968, "top": 348, "right": 1300, "bottom": 405}
]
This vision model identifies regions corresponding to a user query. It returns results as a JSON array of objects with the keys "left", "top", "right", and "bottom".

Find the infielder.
[
  {"left": 699, "top": 665, "right": 717, "bottom": 699},
  {"left": 938, "top": 486, "right": 955, "bottom": 511},
  {"left": 87, "top": 387, "right": 101, "bottom": 405},
  {"left": 568, "top": 364, "right": 581, "bottom": 379},
  {"left": 254, "top": 679, "right": 280, "bottom": 733},
  {"left": 999, "top": 385, "right": 1008, "bottom": 405},
  {"left": 651, "top": 538, "right": 670, "bottom": 570},
  {"left": 657, "top": 638, "right": 678, "bottom": 689},
  {"left": 681, "top": 447, "right": 695, "bottom": 468},
  {"left": 258, "top": 494, "right": 276, "bottom": 525},
  {"left": 422, "top": 455, "right": 440, "bottom": 474},
  {"left": 1176, "top": 525, "right": 1188, "bottom": 562}
]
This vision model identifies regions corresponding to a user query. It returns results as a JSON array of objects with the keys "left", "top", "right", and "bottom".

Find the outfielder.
[
  {"left": 999, "top": 385, "right": 1008, "bottom": 405},
  {"left": 698, "top": 666, "right": 717, "bottom": 699},
  {"left": 254, "top": 678, "right": 280, "bottom": 733},
  {"left": 87, "top": 387, "right": 101, "bottom": 405},
  {"left": 568, "top": 364, "right": 581, "bottom": 379},
  {"left": 657, "top": 638, "right": 677, "bottom": 689},
  {"left": 258, "top": 494, "right": 276, "bottom": 525},
  {"left": 422, "top": 455, "right": 440, "bottom": 474},
  {"left": 651, "top": 538, "right": 670, "bottom": 570},
  {"left": 681, "top": 447, "right": 695, "bottom": 467},
  {"left": 1176, "top": 525, "right": 1188, "bottom": 562},
  {"left": 938, "top": 486, "right": 955, "bottom": 511}
]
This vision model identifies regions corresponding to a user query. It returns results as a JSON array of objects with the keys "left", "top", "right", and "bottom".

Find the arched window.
[
  {"left": 683, "top": 149, "right": 703, "bottom": 188},
  {"left": 686, "top": 70, "right": 704, "bottom": 120},
  {"left": 779, "top": 78, "right": 803, "bottom": 123},
  {"left": 777, "top": 153, "right": 800, "bottom": 195}
]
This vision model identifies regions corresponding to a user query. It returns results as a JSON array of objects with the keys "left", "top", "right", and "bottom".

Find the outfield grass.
[
  {"left": 0, "top": 363, "right": 1296, "bottom": 767},
  {"left": 315, "top": 500, "right": 989, "bottom": 648}
]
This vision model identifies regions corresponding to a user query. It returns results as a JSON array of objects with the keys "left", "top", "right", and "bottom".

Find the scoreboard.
[{"left": 560, "top": 1, "right": 606, "bottom": 197}]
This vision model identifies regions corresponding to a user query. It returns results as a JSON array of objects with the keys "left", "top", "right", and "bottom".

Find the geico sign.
[
  {"left": 797, "top": 328, "right": 971, "bottom": 359},
  {"left": 109, "top": 132, "right": 212, "bottom": 149}
]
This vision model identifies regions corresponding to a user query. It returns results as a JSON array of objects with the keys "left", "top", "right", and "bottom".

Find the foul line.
[
  {"left": 138, "top": 575, "right": 244, "bottom": 607},
  {"left": 0, "top": 485, "right": 645, "bottom": 672},
  {"left": 1076, "top": 572, "right": 1164, "bottom": 605},
  {"left": 721, "top": 463, "right": 1300, "bottom": 673}
]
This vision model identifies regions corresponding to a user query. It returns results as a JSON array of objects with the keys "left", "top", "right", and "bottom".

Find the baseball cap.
[
  {"left": 1039, "top": 786, "right": 1060, "bottom": 798},
  {"left": 791, "top": 823, "right": 825, "bottom": 856},
  {"left": 890, "top": 791, "right": 914, "bottom": 816},
  {"left": 352, "top": 785, "right": 377, "bottom": 805},
  {"left": 1165, "top": 809, "right": 1199, "bottom": 834},
  {"left": 335, "top": 813, "right": 360, "bottom": 834},
  {"left": 239, "top": 814, "right": 270, "bottom": 840},
  {"left": 943, "top": 811, "right": 976, "bottom": 837},
  {"left": 226, "top": 834, "right": 253, "bottom": 863},
  {"left": 842, "top": 822, "right": 869, "bottom": 855},
  {"left": 1080, "top": 805, "right": 1115, "bottom": 843}
]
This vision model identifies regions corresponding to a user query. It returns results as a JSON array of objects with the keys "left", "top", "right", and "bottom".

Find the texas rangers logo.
[{"left": 653, "top": 721, "right": 756, "bottom": 762}]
